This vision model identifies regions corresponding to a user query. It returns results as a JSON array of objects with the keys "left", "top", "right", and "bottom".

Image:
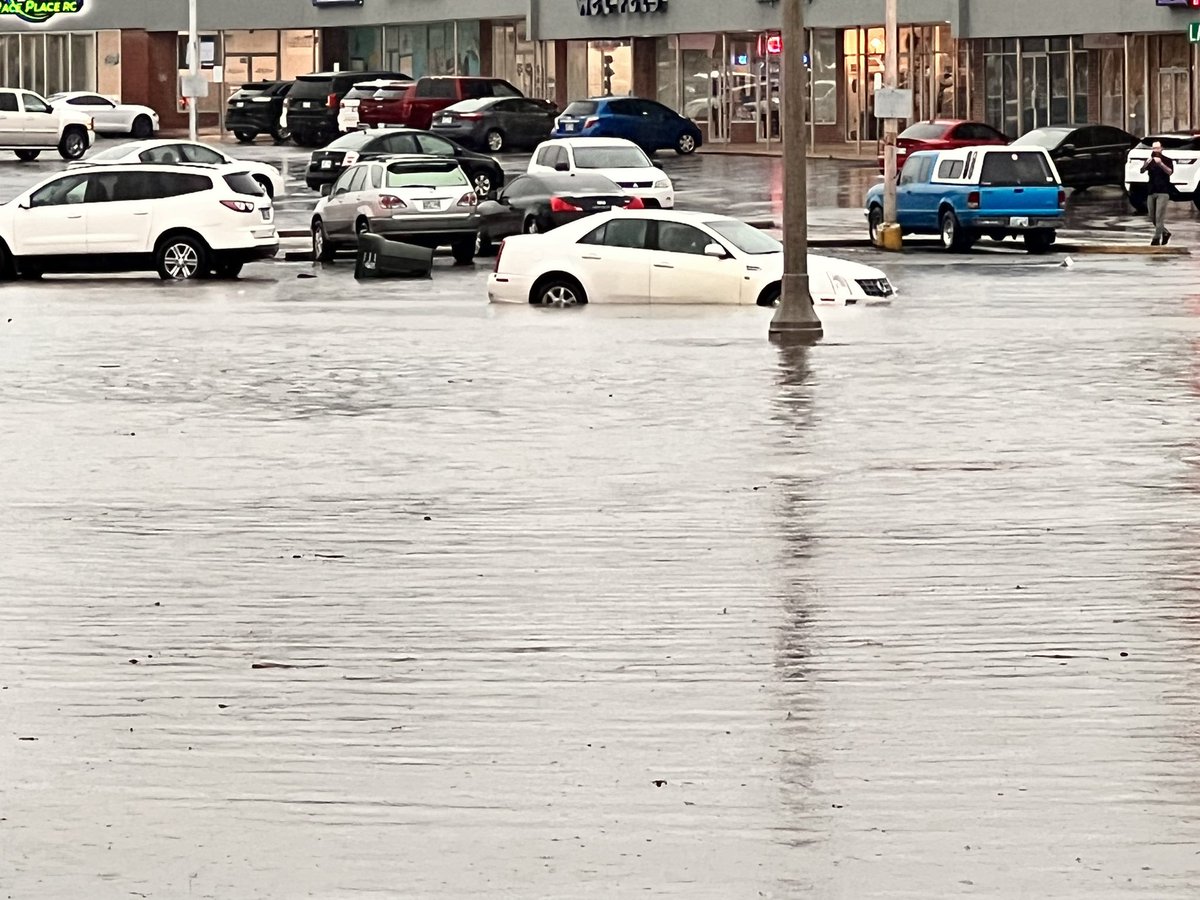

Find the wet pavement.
[{"left": 6, "top": 250, "right": 1200, "bottom": 897}]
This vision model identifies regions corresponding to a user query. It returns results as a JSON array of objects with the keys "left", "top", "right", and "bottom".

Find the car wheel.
[
  {"left": 451, "top": 238, "right": 475, "bottom": 266},
  {"left": 14, "top": 149, "right": 40, "bottom": 162},
  {"left": 532, "top": 275, "right": 586, "bottom": 307},
  {"left": 156, "top": 235, "right": 208, "bottom": 280},
  {"left": 0, "top": 240, "right": 14, "bottom": 280},
  {"left": 473, "top": 172, "right": 493, "bottom": 197},
  {"left": 132, "top": 115, "right": 155, "bottom": 139},
  {"left": 253, "top": 175, "right": 273, "bottom": 199},
  {"left": 675, "top": 132, "right": 697, "bottom": 155},
  {"left": 485, "top": 129, "right": 505, "bottom": 153},
  {"left": 355, "top": 217, "right": 371, "bottom": 237},
  {"left": 271, "top": 125, "right": 291, "bottom": 144},
  {"left": 1191, "top": 194, "right": 1200, "bottom": 213},
  {"left": 312, "top": 219, "right": 336, "bottom": 262},
  {"left": 1024, "top": 230, "right": 1055, "bottom": 254},
  {"left": 939, "top": 209, "right": 969, "bottom": 252},
  {"left": 523, "top": 215, "right": 540, "bottom": 235},
  {"left": 57, "top": 128, "right": 87, "bottom": 161},
  {"left": 867, "top": 205, "right": 884, "bottom": 245},
  {"left": 475, "top": 230, "right": 494, "bottom": 257},
  {"left": 234, "top": 129, "right": 256, "bottom": 144},
  {"left": 757, "top": 283, "right": 781, "bottom": 307},
  {"left": 214, "top": 259, "right": 244, "bottom": 279}
]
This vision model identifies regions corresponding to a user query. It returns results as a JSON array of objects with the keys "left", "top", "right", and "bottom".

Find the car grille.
[
  {"left": 856, "top": 278, "right": 894, "bottom": 297},
  {"left": 617, "top": 181, "right": 654, "bottom": 189}
]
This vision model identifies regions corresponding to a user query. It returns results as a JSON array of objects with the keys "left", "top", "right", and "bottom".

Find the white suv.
[
  {"left": 0, "top": 164, "right": 278, "bottom": 280},
  {"left": 1124, "top": 133, "right": 1200, "bottom": 212},
  {"left": 0, "top": 87, "right": 94, "bottom": 161}
]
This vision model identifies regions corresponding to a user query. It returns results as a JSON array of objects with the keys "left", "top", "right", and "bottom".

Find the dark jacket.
[{"left": 1142, "top": 154, "right": 1175, "bottom": 194}]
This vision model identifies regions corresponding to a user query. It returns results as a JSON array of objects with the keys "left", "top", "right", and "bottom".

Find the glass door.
[
  {"left": 1158, "top": 68, "right": 1190, "bottom": 133},
  {"left": 1021, "top": 53, "right": 1049, "bottom": 130}
]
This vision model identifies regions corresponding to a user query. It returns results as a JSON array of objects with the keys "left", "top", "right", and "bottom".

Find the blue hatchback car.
[{"left": 552, "top": 97, "right": 703, "bottom": 156}]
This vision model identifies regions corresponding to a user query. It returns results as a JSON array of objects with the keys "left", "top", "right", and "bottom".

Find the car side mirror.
[
  {"left": 320, "top": 183, "right": 332, "bottom": 197},
  {"left": 1060, "top": 144, "right": 1076, "bottom": 156},
  {"left": 703, "top": 243, "right": 727, "bottom": 259},
  {"left": 554, "top": 161, "right": 570, "bottom": 172},
  {"left": 653, "top": 161, "right": 664, "bottom": 169},
  {"left": 17, "top": 201, "right": 29, "bottom": 211}
]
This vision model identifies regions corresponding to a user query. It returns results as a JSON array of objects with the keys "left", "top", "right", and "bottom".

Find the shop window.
[
  {"left": 70, "top": 33, "right": 96, "bottom": 92},
  {"left": 589, "top": 41, "right": 630, "bottom": 98},
  {"left": 811, "top": 30, "right": 837, "bottom": 125},
  {"left": 655, "top": 36, "right": 678, "bottom": 111}
]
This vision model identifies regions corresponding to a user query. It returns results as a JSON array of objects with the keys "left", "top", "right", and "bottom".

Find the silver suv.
[{"left": 312, "top": 155, "right": 479, "bottom": 264}]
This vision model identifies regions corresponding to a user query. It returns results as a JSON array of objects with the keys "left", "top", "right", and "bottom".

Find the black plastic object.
[{"left": 354, "top": 233, "right": 434, "bottom": 279}]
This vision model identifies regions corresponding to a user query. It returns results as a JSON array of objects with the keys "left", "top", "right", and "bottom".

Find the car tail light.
[
  {"left": 251, "top": 96, "right": 271, "bottom": 104},
  {"left": 1058, "top": 189, "right": 1066, "bottom": 208},
  {"left": 220, "top": 200, "right": 255, "bottom": 213},
  {"left": 583, "top": 116, "right": 599, "bottom": 129},
  {"left": 458, "top": 112, "right": 483, "bottom": 120},
  {"left": 550, "top": 196, "right": 582, "bottom": 212},
  {"left": 342, "top": 151, "right": 359, "bottom": 166},
  {"left": 623, "top": 196, "right": 644, "bottom": 209},
  {"left": 457, "top": 192, "right": 478, "bottom": 207},
  {"left": 966, "top": 190, "right": 980, "bottom": 210},
  {"left": 379, "top": 194, "right": 407, "bottom": 210},
  {"left": 494, "top": 239, "right": 505, "bottom": 273},
  {"left": 1174, "top": 157, "right": 1198, "bottom": 165},
  {"left": 327, "top": 92, "right": 339, "bottom": 110}
]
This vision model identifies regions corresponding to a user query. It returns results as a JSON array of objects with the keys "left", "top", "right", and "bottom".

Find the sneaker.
[
  {"left": 1151, "top": 239, "right": 1161, "bottom": 246},
  {"left": 1164, "top": 232, "right": 1172, "bottom": 245}
]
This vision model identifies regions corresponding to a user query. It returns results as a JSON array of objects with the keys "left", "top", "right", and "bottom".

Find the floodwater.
[{"left": 5, "top": 254, "right": 1200, "bottom": 898}]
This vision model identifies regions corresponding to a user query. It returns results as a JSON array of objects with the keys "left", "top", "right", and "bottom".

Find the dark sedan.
[
  {"left": 305, "top": 127, "right": 504, "bottom": 197},
  {"left": 474, "top": 172, "right": 641, "bottom": 254},
  {"left": 430, "top": 96, "right": 558, "bottom": 152},
  {"left": 1011, "top": 124, "right": 1137, "bottom": 189}
]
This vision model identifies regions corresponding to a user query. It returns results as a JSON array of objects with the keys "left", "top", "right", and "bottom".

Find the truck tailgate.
[{"left": 979, "top": 186, "right": 1061, "bottom": 216}]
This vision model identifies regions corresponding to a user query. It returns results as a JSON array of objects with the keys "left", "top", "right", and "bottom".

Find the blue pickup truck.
[{"left": 865, "top": 146, "right": 1066, "bottom": 252}]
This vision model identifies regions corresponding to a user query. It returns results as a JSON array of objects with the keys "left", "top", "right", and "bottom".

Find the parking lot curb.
[{"left": 1066, "top": 244, "right": 1190, "bottom": 256}]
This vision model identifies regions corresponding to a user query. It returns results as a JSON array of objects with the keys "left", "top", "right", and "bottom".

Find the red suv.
[
  {"left": 877, "top": 119, "right": 1009, "bottom": 172},
  {"left": 356, "top": 79, "right": 418, "bottom": 129},
  {"left": 391, "top": 76, "right": 524, "bottom": 131}
]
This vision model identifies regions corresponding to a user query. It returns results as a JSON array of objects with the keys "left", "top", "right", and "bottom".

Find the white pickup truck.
[{"left": 0, "top": 88, "right": 95, "bottom": 161}]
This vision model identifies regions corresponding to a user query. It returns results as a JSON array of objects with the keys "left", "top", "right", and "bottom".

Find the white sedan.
[
  {"left": 76, "top": 139, "right": 286, "bottom": 198},
  {"left": 49, "top": 91, "right": 159, "bottom": 138},
  {"left": 528, "top": 137, "right": 674, "bottom": 208},
  {"left": 488, "top": 209, "right": 895, "bottom": 307}
]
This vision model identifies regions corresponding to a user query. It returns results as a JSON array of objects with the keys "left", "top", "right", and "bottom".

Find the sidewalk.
[{"left": 699, "top": 141, "right": 877, "bottom": 163}]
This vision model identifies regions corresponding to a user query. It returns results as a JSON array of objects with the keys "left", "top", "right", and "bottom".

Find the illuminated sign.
[
  {"left": 1156, "top": 0, "right": 1200, "bottom": 7},
  {"left": 0, "top": 0, "right": 84, "bottom": 23},
  {"left": 579, "top": 0, "right": 669, "bottom": 16}
]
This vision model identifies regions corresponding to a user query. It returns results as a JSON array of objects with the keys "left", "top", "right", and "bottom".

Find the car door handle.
[
  {"left": 66, "top": 214, "right": 82, "bottom": 219},
  {"left": 133, "top": 211, "right": 149, "bottom": 216},
  {"left": 653, "top": 263, "right": 674, "bottom": 269},
  {"left": 582, "top": 254, "right": 602, "bottom": 260}
]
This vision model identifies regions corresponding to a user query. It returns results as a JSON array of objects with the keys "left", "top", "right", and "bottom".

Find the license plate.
[
  {"left": 439, "top": 116, "right": 453, "bottom": 125},
  {"left": 1010, "top": 216, "right": 1029, "bottom": 227},
  {"left": 421, "top": 200, "right": 441, "bottom": 210},
  {"left": 564, "top": 123, "right": 576, "bottom": 132},
  {"left": 321, "top": 160, "right": 332, "bottom": 169},
  {"left": 235, "top": 101, "right": 244, "bottom": 108},
  {"left": 305, "top": 101, "right": 315, "bottom": 108}
]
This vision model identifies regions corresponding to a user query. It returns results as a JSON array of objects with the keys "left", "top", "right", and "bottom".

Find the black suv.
[
  {"left": 286, "top": 70, "right": 408, "bottom": 147},
  {"left": 225, "top": 80, "right": 292, "bottom": 145},
  {"left": 305, "top": 127, "right": 505, "bottom": 198}
]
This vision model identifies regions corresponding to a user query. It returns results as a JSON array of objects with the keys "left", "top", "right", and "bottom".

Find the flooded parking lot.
[{"left": 5, "top": 252, "right": 1200, "bottom": 896}]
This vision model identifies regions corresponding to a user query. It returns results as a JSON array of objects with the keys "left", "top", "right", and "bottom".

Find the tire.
[
  {"left": 355, "top": 217, "right": 371, "bottom": 237},
  {"left": 939, "top": 209, "right": 969, "bottom": 252},
  {"left": 57, "top": 127, "right": 87, "bottom": 161},
  {"left": 312, "top": 219, "right": 336, "bottom": 262},
  {"left": 867, "top": 205, "right": 884, "bottom": 245},
  {"left": 472, "top": 171, "right": 493, "bottom": 198},
  {"left": 523, "top": 215, "right": 540, "bottom": 235},
  {"left": 0, "top": 240, "right": 14, "bottom": 280},
  {"left": 155, "top": 234, "right": 208, "bottom": 281},
  {"left": 1024, "top": 230, "right": 1055, "bottom": 254},
  {"left": 485, "top": 129, "right": 505, "bottom": 153},
  {"left": 757, "top": 283, "right": 781, "bottom": 307},
  {"left": 532, "top": 275, "right": 586, "bottom": 307},
  {"left": 234, "top": 129, "right": 257, "bottom": 144},
  {"left": 451, "top": 238, "right": 475, "bottom": 265},
  {"left": 1192, "top": 194, "right": 1200, "bottom": 213},
  {"left": 14, "top": 149, "right": 40, "bottom": 162},
  {"left": 271, "top": 124, "right": 291, "bottom": 144},
  {"left": 214, "top": 259, "right": 244, "bottom": 279},
  {"left": 253, "top": 176, "right": 274, "bottom": 199},
  {"left": 131, "top": 115, "right": 154, "bottom": 139},
  {"left": 675, "top": 131, "right": 698, "bottom": 155},
  {"left": 475, "top": 230, "right": 494, "bottom": 257}
]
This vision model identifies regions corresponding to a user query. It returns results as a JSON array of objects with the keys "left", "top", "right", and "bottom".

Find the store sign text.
[
  {"left": 578, "top": 0, "right": 669, "bottom": 16},
  {"left": 0, "top": 0, "right": 83, "bottom": 23}
]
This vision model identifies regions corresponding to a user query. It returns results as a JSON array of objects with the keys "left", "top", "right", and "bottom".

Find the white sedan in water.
[
  {"left": 74, "top": 139, "right": 286, "bottom": 198},
  {"left": 487, "top": 209, "right": 896, "bottom": 306},
  {"left": 49, "top": 91, "right": 159, "bottom": 138}
]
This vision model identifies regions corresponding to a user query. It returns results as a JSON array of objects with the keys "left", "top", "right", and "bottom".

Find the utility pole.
[
  {"left": 769, "top": 0, "right": 823, "bottom": 342},
  {"left": 878, "top": 0, "right": 902, "bottom": 249},
  {"left": 187, "top": 0, "right": 198, "bottom": 141}
]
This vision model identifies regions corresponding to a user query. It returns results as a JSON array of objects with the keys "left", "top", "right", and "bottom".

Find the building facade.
[{"left": 0, "top": 0, "right": 1196, "bottom": 142}]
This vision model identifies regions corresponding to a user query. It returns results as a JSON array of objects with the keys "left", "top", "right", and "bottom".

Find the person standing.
[{"left": 1142, "top": 141, "right": 1175, "bottom": 246}]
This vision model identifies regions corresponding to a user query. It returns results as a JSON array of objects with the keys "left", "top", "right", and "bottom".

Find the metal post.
[
  {"left": 188, "top": 0, "right": 198, "bottom": 141},
  {"left": 882, "top": 0, "right": 899, "bottom": 231},
  {"left": 769, "top": 0, "right": 822, "bottom": 341}
]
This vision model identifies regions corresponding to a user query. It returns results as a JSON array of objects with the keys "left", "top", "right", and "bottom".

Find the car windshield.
[
  {"left": 446, "top": 98, "right": 494, "bottom": 113},
  {"left": 327, "top": 131, "right": 376, "bottom": 150},
  {"left": 290, "top": 77, "right": 335, "bottom": 100},
  {"left": 979, "top": 151, "right": 1056, "bottom": 186},
  {"left": 223, "top": 172, "right": 265, "bottom": 196},
  {"left": 573, "top": 146, "right": 651, "bottom": 169},
  {"left": 562, "top": 101, "right": 598, "bottom": 117},
  {"left": 899, "top": 122, "right": 949, "bottom": 140},
  {"left": 88, "top": 143, "right": 141, "bottom": 161},
  {"left": 386, "top": 166, "right": 467, "bottom": 188},
  {"left": 704, "top": 219, "right": 782, "bottom": 255},
  {"left": 1013, "top": 129, "right": 1071, "bottom": 149},
  {"left": 1136, "top": 135, "right": 1200, "bottom": 151}
]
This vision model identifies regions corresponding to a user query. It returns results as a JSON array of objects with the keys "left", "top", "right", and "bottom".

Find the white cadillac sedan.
[
  {"left": 487, "top": 209, "right": 895, "bottom": 307},
  {"left": 49, "top": 91, "right": 159, "bottom": 138},
  {"left": 74, "top": 139, "right": 286, "bottom": 198}
]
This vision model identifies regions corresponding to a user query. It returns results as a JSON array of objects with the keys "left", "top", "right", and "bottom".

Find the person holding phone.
[{"left": 1141, "top": 141, "right": 1175, "bottom": 246}]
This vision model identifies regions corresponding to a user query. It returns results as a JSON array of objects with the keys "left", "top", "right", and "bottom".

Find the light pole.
[
  {"left": 187, "top": 0, "right": 198, "bottom": 141},
  {"left": 878, "top": 0, "right": 903, "bottom": 250},
  {"left": 769, "top": 0, "right": 823, "bottom": 342}
]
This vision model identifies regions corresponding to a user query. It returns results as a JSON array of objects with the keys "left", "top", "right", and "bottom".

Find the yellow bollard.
[{"left": 878, "top": 223, "right": 904, "bottom": 252}]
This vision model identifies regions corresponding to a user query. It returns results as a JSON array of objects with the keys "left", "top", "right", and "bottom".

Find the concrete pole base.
[
  {"left": 878, "top": 223, "right": 903, "bottom": 252},
  {"left": 768, "top": 274, "right": 824, "bottom": 341}
]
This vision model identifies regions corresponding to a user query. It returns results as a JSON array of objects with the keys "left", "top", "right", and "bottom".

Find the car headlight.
[
  {"left": 832, "top": 275, "right": 852, "bottom": 295},
  {"left": 654, "top": 178, "right": 671, "bottom": 189},
  {"left": 1174, "top": 157, "right": 1197, "bottom": 165}
]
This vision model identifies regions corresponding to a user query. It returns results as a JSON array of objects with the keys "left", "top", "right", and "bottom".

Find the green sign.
[
  {"left": 1191, "top": 22, "right": 1200, "bottom": 43},
  {"left": 0, "top": 0, "right": 84, "bottom": 23}
]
